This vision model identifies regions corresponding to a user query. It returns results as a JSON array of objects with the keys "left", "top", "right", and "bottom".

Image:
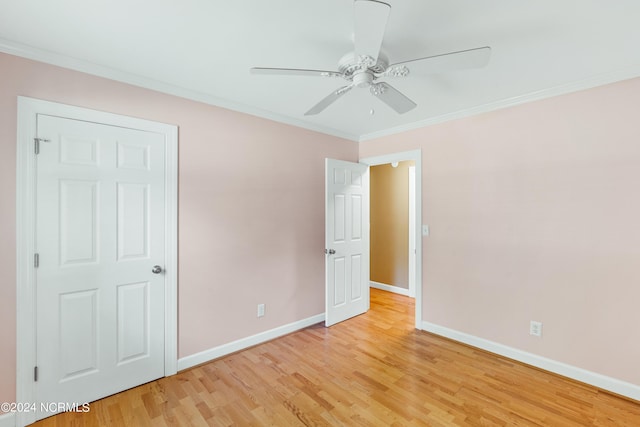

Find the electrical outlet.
[
  {"left": 257, "top": 304, "right": 265, "bottom": 318},
  {"left": 530, "top": 321, "right": 542, "bottom": 337}
]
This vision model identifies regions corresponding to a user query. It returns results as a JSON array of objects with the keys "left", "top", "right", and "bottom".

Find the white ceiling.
[{"left": 2, "top": 1, "right": 640, "bottom": 141}]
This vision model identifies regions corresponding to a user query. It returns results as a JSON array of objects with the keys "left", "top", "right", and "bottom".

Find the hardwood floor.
[{"left": 33, "top": 288, "right": 640, "bottom": 426}]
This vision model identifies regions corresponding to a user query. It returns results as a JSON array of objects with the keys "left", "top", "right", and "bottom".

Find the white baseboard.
[
  {"left": 0, "top": 412, "right": 15, "bottom": 427},
  {"left": 177, "top": 313, "right": 325, "bottom": 371},
  {"left": 370, "top": 281, "right": 412, "bottom": 297},
  {"left": 423, "top": 321, "right": 640, "bottom": 402}
]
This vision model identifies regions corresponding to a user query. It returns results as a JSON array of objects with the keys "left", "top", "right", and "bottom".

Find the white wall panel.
[
  {"left": 60, "top": 136, "right": 98, "bottom": 166},
  {"left": 59, "top": 290, "right": 98, "bottom": 380},
  {"left": 117, "top": 282, "right": 150, "bottom": 364},
  {"left": 117, "top": 142, "right": 149, "bottom": 171},
  {"left": 59, "top": 180, "right": 98, "bottom": 265},
  {"left": 333, "top": 194, "right": 345, "bottom": 242},
  {"left": 333, "top": 257, "right": 346, "bottom": 307},
  {"left": 117, "top": 183, "right": 149, "bottom": 260}
]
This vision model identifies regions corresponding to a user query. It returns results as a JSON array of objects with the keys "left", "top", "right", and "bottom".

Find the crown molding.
[
  {"left": 4, "top": 37, "right": 639, "bottom": 145},
  {"left": 360, "top": 64, "right": 640, "bottom": 142},
  {"left": 0, "top": 38, "right": 359, "bottom": 142}
]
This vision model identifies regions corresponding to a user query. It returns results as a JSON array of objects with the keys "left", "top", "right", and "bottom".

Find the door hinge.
[
  {"left": 34, "top": 366, "right": 38, "bottom": 382},
  {"left": 34, "top": 137, "right": 50, "bottom": 155},
  {"left": 34, "top": 253, "right": 39, "bottom": 268}
]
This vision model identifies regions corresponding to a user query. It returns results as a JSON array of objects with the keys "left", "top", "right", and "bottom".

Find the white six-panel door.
[
  {"left": 325, "top": 158, "right": 370, "bottom": 327},
  {"left": 35, "top": 114, "right": 166, "bottom": 418}
]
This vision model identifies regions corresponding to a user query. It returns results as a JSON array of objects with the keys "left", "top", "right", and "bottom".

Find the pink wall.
[
  {"left": 360, "top": 77, "right": 640, "bottom": 386},
  {"left": 0, "top": 52, "right": 357, "bottom": 404}
]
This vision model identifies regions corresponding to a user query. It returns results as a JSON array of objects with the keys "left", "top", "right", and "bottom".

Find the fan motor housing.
[
  {"left": 338, "top": 52, "right": 389, "bottom": 80},
  {"left": 353, "top": 72, "right": 374, "bottom": 87}
]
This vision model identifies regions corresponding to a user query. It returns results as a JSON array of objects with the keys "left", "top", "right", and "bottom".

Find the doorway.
[
  {"left": 369, "top": 161, "right": 416, "bottom": 298},
  {"left": 360, "top": 150, "right": 422, "bottom": 329}
]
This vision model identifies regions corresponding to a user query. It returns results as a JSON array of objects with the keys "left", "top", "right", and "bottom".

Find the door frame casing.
[
  {"left": 360, "top": 150, "right": 422, "bottom": 329},
  {"left": 15, "top": 97, "right": 178, "bottom": 427},
  {"left": 408, "top": 165, "right": 416, "bottom": 298}
]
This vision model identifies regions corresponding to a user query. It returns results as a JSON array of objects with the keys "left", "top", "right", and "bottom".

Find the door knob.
[
  {"left": 152, "top": 265, "right": 163, "bottom": 274},
  {"left": 325, "top": 249, "right": 336, "bottom": 255}
]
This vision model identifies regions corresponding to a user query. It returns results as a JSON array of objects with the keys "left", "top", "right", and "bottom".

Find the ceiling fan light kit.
[{"left": 251, "top": 0, "right": 491, "bottom": 116}]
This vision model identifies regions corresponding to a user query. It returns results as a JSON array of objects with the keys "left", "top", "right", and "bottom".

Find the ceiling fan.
[{"left": 250, "top": 0, "right": 491, "bottom": 116}]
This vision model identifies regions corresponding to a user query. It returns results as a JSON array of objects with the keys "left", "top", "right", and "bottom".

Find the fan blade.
[
  {"left": 305, "top": 86, "right": 353, "bottom": 116},
  {"left": 372, "top": 82, "right": 416, "bottom": 114},
  {"left": 387, "top": 47, "right": 491, "bottom": 76},
  {"left": 251, "top": 67, "right": 342, "bottom": 78},
  {"left": 354, "top": 0, "right": 391, "bottom": 63}
]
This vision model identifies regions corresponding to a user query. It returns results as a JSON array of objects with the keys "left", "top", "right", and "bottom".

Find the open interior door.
[{"left": 325, "top": 158, "right": 369, "bottom": 327}]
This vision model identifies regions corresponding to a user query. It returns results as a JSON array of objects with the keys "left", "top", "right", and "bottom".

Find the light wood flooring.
[{"left": 33, "top": 288, "right": 640, "bottom": 426}]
